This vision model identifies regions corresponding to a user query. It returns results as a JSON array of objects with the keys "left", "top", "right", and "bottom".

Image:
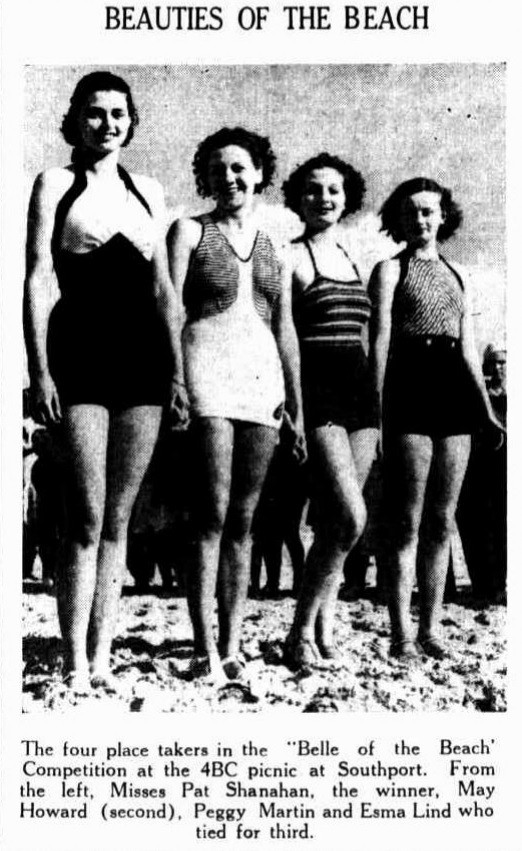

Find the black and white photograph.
[
  {"left": 1, "top": 1, "right": 518, "bottom": 847},
  {"left": 21, "top": 63, "right": 506, "bottom": 713}
]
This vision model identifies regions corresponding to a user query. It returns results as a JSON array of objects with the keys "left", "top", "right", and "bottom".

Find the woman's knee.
[
  {"left": 424, "top": 506, "right": 456, "bottom": 544},
  {"left": 224, "top": 503, "right": 256, "bottom": 544},
  {"left": 391, "top": 508, "right": 423, "bottom": 550},
  {"left": 69, "top": 501, "right": 104, "bottom": 547},
  {"left": 328, "top": 497, "right": 367, "bottom": 551},
  {"left": 195, "top": 490, "right": 230, "bottom": 538},
  {"left": 101, "top": 503, "right": 134, "bottom": 543}
]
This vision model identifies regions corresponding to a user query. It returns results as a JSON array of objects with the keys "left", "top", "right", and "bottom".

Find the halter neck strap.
[{"left": 51, "top": 163, "right": 151, "bottom": 260}]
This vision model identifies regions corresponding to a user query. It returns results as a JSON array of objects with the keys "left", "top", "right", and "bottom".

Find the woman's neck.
[
  {"left": 408, "top": 242, "right": 439, "bottom": 260},
  {"left": 77, "top": 149, "right": 121, "bottom": 178},
  {"left": 304, "top": 223, "right": 339, "bottom": 246},
  {"left": 214, "top": 204, "right": 254, "bottom": 231}
]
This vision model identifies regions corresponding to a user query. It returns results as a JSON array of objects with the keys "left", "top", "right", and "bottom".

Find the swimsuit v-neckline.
[{"left": 209, "top": 214, "right": 259, "bottom": 263}]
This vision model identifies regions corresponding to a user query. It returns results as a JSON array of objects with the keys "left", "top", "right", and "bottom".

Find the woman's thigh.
[
  {"left": 62, "top": 405, "right": 110, "bottom": 531},
  {"left": 103, "top": 406, "right": 163, "bottom": 533},
  {"left": 228, "top": 424, "right": 279, "bottom": 525},
  {"left": 425, "top": 434, "right": 471, "bottom": 516},
  {"left": 384, "top": 433, "right": 434, "bottom": 529},
  {"left": 307, "top": 424, "right": 366, "bottom": 526},
  {"left": 349, "top": 427, "right": 379, "bottom": 489},
  {"left": 191, "top": 417, "right": 235, "bottom": 527}
]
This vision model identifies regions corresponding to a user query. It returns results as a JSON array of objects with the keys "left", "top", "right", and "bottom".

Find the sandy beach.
[{"left": 22, "top": 566, "right": 507, "bottom": 713}]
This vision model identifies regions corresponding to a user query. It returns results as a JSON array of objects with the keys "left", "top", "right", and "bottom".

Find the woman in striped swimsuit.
[
  {"left": 282, "top": 153, "right": 379, "bottom": 669},
  {"left": 370, "top": 178, "right": 504, "bottom": 660},
  {"left": 168, "top": 127, "right": 303, "bottom": 682}
]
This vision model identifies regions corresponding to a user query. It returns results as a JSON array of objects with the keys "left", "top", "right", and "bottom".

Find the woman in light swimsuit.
[
  {"left": 24, "top": 72, "right": 187, "bottom": 693},
  {"left": 370, "top": 177, "right": 504, "bottom": 660},
  {"left": 168, "top": 127, "right": 304, "bottom": 682},
  {"left": 282, "top": 153, "right": 379, "bottom": 669}
]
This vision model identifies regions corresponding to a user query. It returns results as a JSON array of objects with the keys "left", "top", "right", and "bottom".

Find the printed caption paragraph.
[{"left": 19, "top": 735, "right": 497, "bottom": 839}]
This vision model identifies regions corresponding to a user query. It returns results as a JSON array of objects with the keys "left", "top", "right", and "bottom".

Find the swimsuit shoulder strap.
[
  {"left": 51, "top": 164, "right": 152, "bottom": 259},
  {"left": 116, "top": 165, "right": 152, "bottom": 215},
  {"left": 50, "top": 164, "right": 87, "bottom": 259},
  {"left": 336, "top": 242, "right": 362, "bottom": 280},
  {"left": 398, "top": 250, "right": 411, "bottom": 281},
  {"left": 439, "top": 254, "right": 464, "bottom": 289},
  {"left": 304, "top": 239, "right": 320, "bottom": 277}
]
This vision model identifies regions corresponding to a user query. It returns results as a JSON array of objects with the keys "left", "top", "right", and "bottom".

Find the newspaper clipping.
[{"left": 1, "top": 1, "right": 518, "bottom": 849}]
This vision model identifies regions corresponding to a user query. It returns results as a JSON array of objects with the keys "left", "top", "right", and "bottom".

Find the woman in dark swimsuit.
[
  {"left": 282, "top": 153, "right": 379, "bottom": 669},
  {"left": 24, "top": 72, "right": 187, "bottom": 693},
  {"left": 370, "top": 177, "right": 503, "bottom": 660}
]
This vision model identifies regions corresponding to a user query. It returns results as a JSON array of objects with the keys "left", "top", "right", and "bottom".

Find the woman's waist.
[
  {"left": 184, "top": 303, "right": 273, "bottom": 339},
  {"left": 390, "top": 333, "right": 460, "bottom": 351},
  {"left": 54, "top": 237, "right": 152, "bottom": 295},
  {"left": 300, "top": 339, "right": 367, "bottom": 359}
]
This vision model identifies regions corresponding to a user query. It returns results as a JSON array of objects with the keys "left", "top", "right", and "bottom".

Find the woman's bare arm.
[
  {"left": 24, "top": 168, "right": 70, "bottom": 423},
  {"left": 272, "top": 250, "right": 306, "bottom": 459},
  {"left": 368, "top": 258, "right": 400, "bottom": 417}
]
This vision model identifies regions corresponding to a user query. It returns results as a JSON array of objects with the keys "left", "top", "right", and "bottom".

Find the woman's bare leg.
[
  {"left": 218, "top": 423, "right": 278, "bottom": 659},
  {"left": 315, "top": 427, "right": 378, "bottom": 651},
  {"left": 59, "top": 405, "right": 109, "bottom": 682},
  {"left": 385, "top": 433, "right": 433, "bottom": 650},
  {"left": 288, "top": 425, "right": 370, "bottom": 658},
  {"left": 417, "top": 434, "right": 470, "bottom": 649},
  {"left": 88, "top": 406, "right": 162, "bottom": 678},
  {"left": 189, "top": 418, "right": 234, "bottom": 661}
]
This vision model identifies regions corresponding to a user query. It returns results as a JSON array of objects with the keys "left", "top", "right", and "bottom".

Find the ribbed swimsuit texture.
[
  {"left": 182, "top": 215, "right": 285, "bottom": 427},
  {"left": 384, "top": 252, "right": 479, "bottom": 437},
  {"left": 47, "top": 165, "right": 172, "bottom": 409},
  {"left": 294, "top": 240, "right": 379, "bottom": 432}
]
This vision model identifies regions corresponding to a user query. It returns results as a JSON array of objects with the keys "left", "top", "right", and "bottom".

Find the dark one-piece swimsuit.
[{"left": 47, "top": 164, "right": 172, "bottom": 410}]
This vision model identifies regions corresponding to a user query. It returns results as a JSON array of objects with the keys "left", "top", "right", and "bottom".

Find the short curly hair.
[
  {"left": 380, "top": 177, "right": 462, "bottom": 243},
  {"left": 283, "top": 153, "right": 365, "bottom": 220},
  {"left": 192, "top": 127, "right": 276, "bottom": 197},
  {"left": 60, "top": 71, "right": 138, "bottom": 149}
]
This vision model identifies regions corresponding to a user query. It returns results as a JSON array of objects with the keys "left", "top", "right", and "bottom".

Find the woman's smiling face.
[
  {"left": 207, "top": 145, "right": 262, "bottom": 211},
  {"left": 78, "top": 90, "right": 132, "bottom": 155},
  {"left": 299, "top": 167, "right": 346, "bottom": 230}
]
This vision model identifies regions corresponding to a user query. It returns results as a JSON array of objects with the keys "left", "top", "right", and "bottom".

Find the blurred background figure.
[
  {"left": 454, "top": 344, "right": 507, "bottom": 604},
  {"left": 23, "top": 388, "right": 67, "bottom": 588},
  {"left": 250, "top": 413, "right": 308, "bottom": 599},
  {"left": 127, "top": 426, "right": 192, "bottom": 595}
]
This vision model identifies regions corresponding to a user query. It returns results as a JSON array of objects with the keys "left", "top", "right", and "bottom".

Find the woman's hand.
[
  {"left": 282, "top": 410, "right": 307, "bottom": 464},
  {"left": 30, "top": 373, "right": 62, "bottom": 425},
  {"left": 168, "top": 377, "right": 190, "bottom": 430},
  {"left": 376, "top": 425, "right": 384, "bottom": 461},
  {"left": 483, "top": 412, "right": 506, "bottom": 451}
]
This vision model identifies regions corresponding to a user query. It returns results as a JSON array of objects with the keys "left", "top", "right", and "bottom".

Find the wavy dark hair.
[
  {"left": 60, "top": 71, "right": 138, "bottom": 149},
  {"left": 283, "top": 152, "right": 365, "bottom": 220},
  {"left": 380, "top": 177, "right": 462, "bottom": 243},
  {"left": 192, "top": 127, "right": 276, "bottom": 197}
]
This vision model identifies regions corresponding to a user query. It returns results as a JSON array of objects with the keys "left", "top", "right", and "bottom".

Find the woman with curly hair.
[
  {"left": 24, "top": 71, "right": 187, "bottom": 693},
  {"left": 282, "top": 153, "right": 379, "bottom": 669},
  {"left": 370, "top": 177, "right": 503, "bottom": 660},
  {"left": 168, "top": 127, "right": 304, "bottom": 682}
]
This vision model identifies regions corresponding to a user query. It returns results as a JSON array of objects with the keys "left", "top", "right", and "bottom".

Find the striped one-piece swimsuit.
[
  {"left": 293, "top": 239, "right": 379, "bottom": 432},
  {"left": 182, "top": 215, "right": 285, "bottom": 428}
]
